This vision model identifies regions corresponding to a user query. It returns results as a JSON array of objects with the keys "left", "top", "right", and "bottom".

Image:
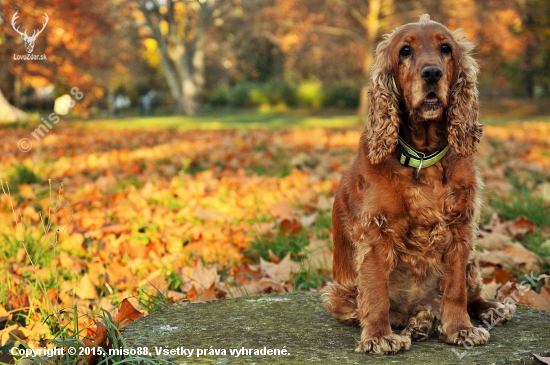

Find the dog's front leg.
[
  {"left": 438, "top": 242, "right": 490, "bottom": 346},
  {"left": 355, "top": 243, "right": 411, "bottom": 354}
]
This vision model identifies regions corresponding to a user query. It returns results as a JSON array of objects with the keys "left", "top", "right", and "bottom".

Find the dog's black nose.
[{"left": 421, "top": 66, "right": 443, "bottom": 83}]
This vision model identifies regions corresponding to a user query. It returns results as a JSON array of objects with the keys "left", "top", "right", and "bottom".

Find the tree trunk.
[
  {"left": 357, "top": 0, "right": 381, "bottom": 125},
  {"left": 138, "top": 0, "right": 212, "bottom": 116},
  {"left": 0, "top": 88, "right": 28, "bottom": 123},
  {"left": 523, "top": 35, "right": 535, "bottom": 99}
]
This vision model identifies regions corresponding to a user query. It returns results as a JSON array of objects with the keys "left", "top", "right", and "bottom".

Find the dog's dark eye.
[
  {"left": 441, "top": 44, "right": 452, "bottom": 55},
  {"left": 399, "top": 45, "right": 412, "bottom": 58}
]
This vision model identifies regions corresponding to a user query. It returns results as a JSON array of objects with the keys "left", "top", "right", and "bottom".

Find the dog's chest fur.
[{"left": 378, "top": 161, "right": 480, "bottom": 311}]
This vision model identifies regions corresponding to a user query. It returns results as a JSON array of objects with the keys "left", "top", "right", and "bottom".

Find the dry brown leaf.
[
  {"left": 504, "top": 217, "right": 535, "bottom": 239},
  {"left": 0, "top": 305, "right": 9, "bottom": 323},
  {"left": 494, "top": 266, "right": 517, "bottom": 285},
  {"left": 180, "top": 259, "right": 220, "bottom": 291},
  {"left": 270, "top": 201, "right": 298, "bottom": 219},
  {"left": 18, "top": 184, "right": 35, "bottom": 199},
  {"left": 533, "top": 353, "right": 550, "bottom": 365},
  {"left": 259, "top": 254, "right": 300, "bottom": 283},
  {"left": 167, "top": 290, "right": 187, "bottom": 302},
  {"left": 120, "top": 240, "right": 149, "bottom": 259},
  {"left": 316, "top": 194, "right": 333, "bottom": 211},
  {"left": 501, "top": 243, "right": 542, "bottom": 271},
  {"left": 114, "top": 298, "right": 145, "bottom": 330},
  {"left": 107, "top": 261, "right": 135, "bottom": 291},
  {"left": 477, "top": 232, "right": 514, "bottom": 251},
  {"left": 58, "top": 252, "right": 87, "bottom": 273},
  {"left": 278, "top": 217, "right": 303, "bottom": 236},
  {"left": 186, "top": 285, "right": 198, "bottom": 302},
  {"left": 478, "top": 243, "right": 542, "bottom": 273},
  {"left": 496, "top": 282, "right": 550, "bottom": 312},
  {"left": 268, "top": 250, "right": 281, "bottom": 264},
  {"left": 299, "top": 213, "right": 317, "bottom": 228},
  {"left": 0, "top": 324, "right": 25, "bottom": 347},
  {"left": 79, "top": 321, "right": 107, "bottom": 365},
  {"left": 196, "top": 283, "right": 217, "bottom": 302},
  {"left": 75, "top": 273, "right": 98, "bottom": 300},
  {"left": 101, "top": 224, "right": 131, "bottom": 235}
]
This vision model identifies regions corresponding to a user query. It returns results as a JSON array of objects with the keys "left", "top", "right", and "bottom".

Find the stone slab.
[{"left": 121, "top": 291, "right": 550, "bottom": 364}]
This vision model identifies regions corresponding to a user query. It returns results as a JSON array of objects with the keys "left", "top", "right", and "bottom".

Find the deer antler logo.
[{"left": 11, "top": 11, "right": 49, "bottom": 54}]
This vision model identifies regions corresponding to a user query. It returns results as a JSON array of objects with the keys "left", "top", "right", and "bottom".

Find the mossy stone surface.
[{"left": 121, "top": 291, "right": 550, "bottom": 364}]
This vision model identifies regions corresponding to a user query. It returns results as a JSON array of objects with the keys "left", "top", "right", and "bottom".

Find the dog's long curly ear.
[
  {"left": 446, "top": 30, "right": 483, "bottom": 157},
  {"left": 361, "top": 35, "right": 400, "bottom": 165}
]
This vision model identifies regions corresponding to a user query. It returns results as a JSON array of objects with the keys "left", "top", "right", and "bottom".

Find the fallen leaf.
[
  {"left": 278, "top": 217, "right": 303, "bottom": 236},
  {"left": 477, "top": 232, "right": 514, "bottom": 251},
  {"left": 496, "top": 282, "right": 550, "bottom": 312},
  {"left": 79, "top": 321, "right": 107, "bottom": 365},
  {"left": 75, "top": 273, "right": 98, "bottom": 300},
  {"left": 196, "top": 283, "right": 217, "bottom": 302},
  {"left": 180, "top": 259, "right": 220, "bottom": 291},
  {"left": 186, "top": 285, "right": 198, "bottom": 302},
  {"left": 478, "top": 243, "right": 542, "bottom": 273},
  {"left": 0, "top": 324, "right": 25, "bottom": 347},
  {"left": 270, "top": 201, "right": 298, "bottom": 219},
  {"left": 114, "top": 298, "right": 145, "bottom": 330},
  {"left": 532, "top": 353, "right": 550, "bottom": 364},
  {"left": 268, "top": 250, "right": 281, "bottom": 264},
  {"left": 299, "top": 213, "right": 317, "bottom": 228},
  {"left": 259, "top": 254, "right": 300, "bottom": 283},
  {"left": 504, "top": 217, "right": 535, "bottom": 239},
  {"left": 494, "top": 267, "right": 517, "bottom": 285},
  {"left": 0, "top": 305, "right": 9, "bottom": 323},
  {"left": 481, "top": 281, "right": 500, "bottom": 300},
  {"left": 58, "top": 252, "right": 87, "bottom": 274},
  {"left": 107, "top": 261, "right": 135, "bottom": 291},
  {"left": 501, "top": 243, "right": 542, "bottom": 272}
]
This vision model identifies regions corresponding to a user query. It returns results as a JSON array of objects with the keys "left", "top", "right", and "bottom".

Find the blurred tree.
[
  {"left": 513, "top": 0, "right": 550, "bottom": 98},
  {"left": 0, "top": 0, "right": 27, "bottom": 121},
  {"left": 258, "top": 0, "right": 395, "bottom": 122},
  {"left": 0, "top": 0, "right": 127, "bottom": 117},
  {"left": 137, "top": 0, "right": 222, "bottom": 115}
]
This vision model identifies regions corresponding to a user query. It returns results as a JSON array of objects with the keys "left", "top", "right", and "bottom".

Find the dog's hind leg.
[
  {"left": 465, "top": 256, "right": 515, "bottom": 326},
  {"left": 322, "top": 282, "right": 359, "bottom": 325},
  {"left": 401, "top": 309, "right": 437, "bottom": 341}
]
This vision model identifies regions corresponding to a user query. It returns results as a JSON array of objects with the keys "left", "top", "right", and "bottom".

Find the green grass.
[
  {"left": 246, "top": 226, "right": 310, "bottom": 261},
  {"left": 79, "top": 108, "right": 550, "bottom": 131},
  {"left": 489, "top": 175, "right": 550, "bottom": 228},
  {"left": 3, "top": 164, "right": 42, "bottom": 198},
  {"left": 293, "top": 263, "right": 328, "bottom": 291},
  {"left": 75, "top": 109, "right": 359, "bottom": 131}
]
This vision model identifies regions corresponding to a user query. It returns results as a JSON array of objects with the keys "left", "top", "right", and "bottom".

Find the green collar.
[{"left": 395, "top": 137, "right": 449, "bottom": 177}]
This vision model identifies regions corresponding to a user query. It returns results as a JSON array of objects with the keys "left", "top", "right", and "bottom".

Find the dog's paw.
[
  {"left": 355, "top": 334, "right": 411, "bottom": 355},
  {"left": 401, "top": 310, "right": 436, "bottom": 341},
  {"left": 479, "top": 302, "right": 516, "bottom": 326},
  {"left": 439, "top": 326, "right": 490, "bottom": 346}
]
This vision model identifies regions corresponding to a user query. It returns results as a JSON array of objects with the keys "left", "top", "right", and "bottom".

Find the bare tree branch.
[
  {"left": 330, "top": 0, "right": 367, "bottom": 29},
  {"left": 310, "top": 25, "right": 365, "bottom": 43}
]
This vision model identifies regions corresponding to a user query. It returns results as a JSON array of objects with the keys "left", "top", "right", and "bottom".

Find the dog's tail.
[{"left": 321, "top": 281, "right": 359, "bottom": 325}]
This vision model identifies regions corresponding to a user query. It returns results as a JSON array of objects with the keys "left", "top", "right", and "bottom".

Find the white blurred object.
[{"left": 54, "top": 94, "right": 73, "bottom": 115}]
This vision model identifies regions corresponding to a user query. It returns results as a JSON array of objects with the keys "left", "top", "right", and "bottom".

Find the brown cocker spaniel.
[{"left": 322, "top": 14, "right": 515, "bottom": 355}]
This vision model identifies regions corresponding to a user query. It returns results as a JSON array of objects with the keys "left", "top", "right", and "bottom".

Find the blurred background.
[{"left": 1, "top": 0, "right": 550, "bottom": 123}]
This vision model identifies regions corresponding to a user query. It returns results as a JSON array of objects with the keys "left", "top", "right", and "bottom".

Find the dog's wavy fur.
[{"left": 322, "top": 14, "right": 515, "bottom": 355}]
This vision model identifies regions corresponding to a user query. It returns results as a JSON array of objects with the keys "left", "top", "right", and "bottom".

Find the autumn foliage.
[{"left": 0, "top": 121, "right": 549, "bottom": 362}]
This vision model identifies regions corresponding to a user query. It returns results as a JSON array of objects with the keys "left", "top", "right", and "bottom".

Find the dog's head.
[{"left": 363, "top": 14, "right": 482, "bottom": 164}]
